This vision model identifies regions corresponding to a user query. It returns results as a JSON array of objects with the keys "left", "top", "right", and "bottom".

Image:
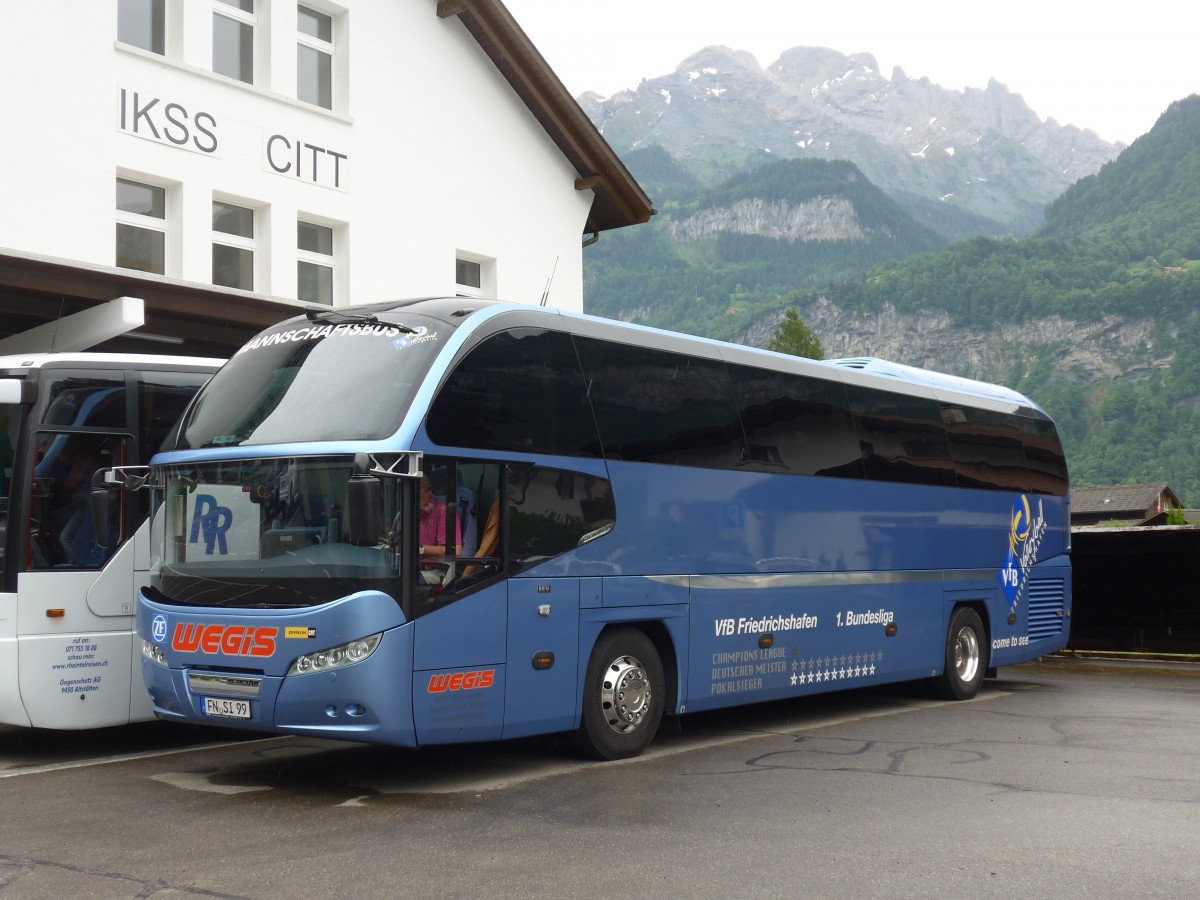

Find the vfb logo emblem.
[
  {"left": 190, "top": 494, "right": 233, "bottom": 555},
  {"left": 151, "top": 614, "right": 168, "bottom": 643}
]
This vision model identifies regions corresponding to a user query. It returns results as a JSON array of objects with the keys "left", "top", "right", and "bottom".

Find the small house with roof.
[{"left": 1071, "top": 483, "right": 1182, "bottom": 527}]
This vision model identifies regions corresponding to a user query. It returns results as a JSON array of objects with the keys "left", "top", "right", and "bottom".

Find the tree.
[{"left": 768, "top": 308, "right": 824, "bottom": 359}]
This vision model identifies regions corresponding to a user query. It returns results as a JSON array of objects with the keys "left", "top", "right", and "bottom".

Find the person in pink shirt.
[{"left": 418, "top": 474, "right": 461, "bottom": 561}]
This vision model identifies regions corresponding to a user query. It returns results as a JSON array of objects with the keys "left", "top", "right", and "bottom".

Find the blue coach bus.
[{"left": 132, "top": 299, "right": 1070, "bottom": 759}]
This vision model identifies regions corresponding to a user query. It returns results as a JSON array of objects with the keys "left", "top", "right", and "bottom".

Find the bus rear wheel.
[
  {"left": 936, "top": 607, "right": 987, "bottom": 700},
  {"left": 576, "top": 628, "right": 665, "bottom": 760}
]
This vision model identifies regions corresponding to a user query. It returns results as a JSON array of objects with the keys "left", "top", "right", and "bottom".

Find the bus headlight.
[
  {"left": 287, "top": 633, "right": 383, "bottom": 676},
  {"left": 142, "top": 640, "right": 168, "bottom": 668}
]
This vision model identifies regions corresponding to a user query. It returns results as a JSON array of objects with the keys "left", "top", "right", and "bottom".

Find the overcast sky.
[{"left": 503, "top": 0, "right": 1198, "bottom": 146}]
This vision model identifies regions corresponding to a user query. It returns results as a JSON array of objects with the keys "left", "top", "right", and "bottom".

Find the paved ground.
[{"left": 2, "top": 657, "right": 1198, "bottom": 898}]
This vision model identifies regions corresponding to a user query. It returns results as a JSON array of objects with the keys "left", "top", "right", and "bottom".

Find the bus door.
[
  {"left": 15, "top": 369, "right": 135, "bottom": 729},
  {"left": 501, "top": 465, "right": 609, "bottom": 739},
  {"left": 0, "top": 379, "right": 27, "bottom": 725},
  {"left": 411, "top": 460, "right": 507, "bottom": 745},
  {"left": 409, "top": 461, "right": 598, "bottom": 744},
  {"left": 5, "top": 366, "right": 212, "bottom": 729}
]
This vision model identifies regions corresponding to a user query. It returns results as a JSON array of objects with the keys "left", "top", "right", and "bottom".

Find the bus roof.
[{"left": 247, "top": 297, "right": 1046, "bottom": 419}]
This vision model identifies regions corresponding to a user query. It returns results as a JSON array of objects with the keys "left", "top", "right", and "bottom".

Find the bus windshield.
[
  {"left": 176, "top": 313, "right": 452, "bottom": 449},
  {"left": 150, "top": 456, "right": 406, "bottom": 608}
]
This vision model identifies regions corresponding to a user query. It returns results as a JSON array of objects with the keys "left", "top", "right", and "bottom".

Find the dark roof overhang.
[
  {"left": 0, "top": 249, "right": 300, "bottom": 357},
  {"left": 436, "top": 0, "right": 655, "bottom": 235}
]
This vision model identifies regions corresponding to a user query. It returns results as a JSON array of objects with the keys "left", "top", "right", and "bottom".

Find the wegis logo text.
[
  {"left": 172, "top": 623, "right": 277, "bottom": 658},
  {"left": 427, "top": 670, "right": 495, "bottom": 693}
]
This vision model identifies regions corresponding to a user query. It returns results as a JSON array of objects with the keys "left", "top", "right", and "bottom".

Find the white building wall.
[{"left": 0, "top": 1, "right": 593, "bottom": 312}]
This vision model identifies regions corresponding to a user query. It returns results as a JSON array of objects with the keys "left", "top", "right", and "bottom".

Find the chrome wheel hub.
[
  {"left": 954, "top": 626, "right": 980, "bottom": 683},
  {"left": 600, "top": 654, "right": 651, "bottom": 734}
]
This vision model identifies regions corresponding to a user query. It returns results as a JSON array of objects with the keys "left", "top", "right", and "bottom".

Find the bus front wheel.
[
  {"left": 936, "top": 607, "right": 987, "bottom": 700},
  {"left": 576, "top": 628, "right": 665, "bottom": 760}
]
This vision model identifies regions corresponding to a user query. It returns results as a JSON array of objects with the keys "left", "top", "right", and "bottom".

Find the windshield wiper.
[
  {"left": 201, "top": 435, "right": 244, "bottom": 448},
  {"left": 305, "top": 308, "right": 416, "bottom": 333}
]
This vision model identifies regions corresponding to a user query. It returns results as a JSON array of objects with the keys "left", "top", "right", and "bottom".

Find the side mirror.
[
  {"left": 88, "top": 470, "right": 115, "bottom": 549},
  {"left": 345, "top": 453, "right": 382, "bottom": 546}
]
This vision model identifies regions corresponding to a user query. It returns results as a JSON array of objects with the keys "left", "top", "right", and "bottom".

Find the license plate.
[{"left": 202, "top": 697, "right": 251, "bottom": 719}]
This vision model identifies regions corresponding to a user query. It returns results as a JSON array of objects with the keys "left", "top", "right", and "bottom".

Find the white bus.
[{"left": 0, "top": 353, "right": 220, "bottom": 729}]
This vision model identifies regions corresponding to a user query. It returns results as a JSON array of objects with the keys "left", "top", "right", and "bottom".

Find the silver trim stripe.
[
  {"left": 648, "top": 570, "right": 997, "bottom": 590},
  {"left": 188, "top": 673, "right": 263, "bottom": 698}
]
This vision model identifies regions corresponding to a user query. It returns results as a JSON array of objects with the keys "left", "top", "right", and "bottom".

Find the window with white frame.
[
  {"left": 297, "top": 5, "right": 334, "bottom": 110},
  {"left": 116, "top": 178, "right": 167, "bottom": 275},
  {"left": 455, "top": 257, "right": 483, "bottom": 298},
  {"left": 212, "top": 200, "right": 255, "bottom": 291},
  {"left": 118, "top": 0, "right": 165, "bottom": 54},
  {"left": 297, "top": 220, "right": 335, "bottom": 304},
  {"left": 213, "top": 0, "right": 255, "bottom": 84}
]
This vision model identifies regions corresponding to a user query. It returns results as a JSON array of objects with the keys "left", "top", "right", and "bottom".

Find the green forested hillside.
[
  {"left": 585, "top": 157, "right": 946, "bottom": 341},
  {"left": 1041, "top": 96, "right": 1200, "bottom": 261}
]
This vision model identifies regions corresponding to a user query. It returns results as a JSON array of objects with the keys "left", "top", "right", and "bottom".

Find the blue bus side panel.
[
  {"left": 412, "top": 581, "right": 507, "bottom": 671},
  {"left": 687, "top": 581, "right": 940, "bottom": 713},
  {"left": 275, "top": 627, "right": 417, "bottom": 745},
  {"left": 503, "top": 577, "right": 580, "bottom": 740},
  {"left": 411, "top": 580, "right": 509, "bottom": 744},
  {"left": 988, "top": 560, "right": 1071, "bottom": 664},
  {"left": 413, "top": 664, "right": 506, "bottom": 745},
  {"left": 602, "top": 576, "right": 690, "bottom": 608},
  {"left": 550, "top": 463, "right": 1067, "bottom": 583}
]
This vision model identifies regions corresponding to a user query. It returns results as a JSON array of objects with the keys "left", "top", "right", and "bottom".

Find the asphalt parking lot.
[{"left": 2, "top": 657, "right": 1198, "bottom": 898}]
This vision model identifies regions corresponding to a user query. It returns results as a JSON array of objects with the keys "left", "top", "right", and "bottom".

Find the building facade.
[{"left": 0, "top": 0, "right": 651, "bottom": 354}]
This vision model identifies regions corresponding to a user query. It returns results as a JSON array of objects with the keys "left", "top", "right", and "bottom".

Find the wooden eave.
[
  {"left": 436, "top": 0, "right": 655, "bottom": 235},
  {"left": 0, "top": 249, "right": 301, "bottom": 357}
]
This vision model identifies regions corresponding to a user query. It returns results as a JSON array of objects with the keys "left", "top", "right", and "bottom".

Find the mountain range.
[{"left": 581, "top": 46, "right": 1122, "bottom": 240}]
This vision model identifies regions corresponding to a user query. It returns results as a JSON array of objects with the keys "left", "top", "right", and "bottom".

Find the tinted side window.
[
  {"left": 40, "top": 373, "right": 127, "bottom": 429},
  {"left": 1017, "top": 412, "right": 1069, "bottom": 496},
  {"left": 575, "top": 337, "right": 745, "bottom": 469},
  {"left": 138, "top": 372, "right": 210, "bottom": 460},
  {"left": 508, "top": 466, "right": 614, "bottom": 574},
  {"left": 29, "top": 432, "right": 128, "bottom": 569},
  {"left": 845, "top": 385, "right": 955, "bottom": 487},
  {"left": 730, "top": 364, "right": 863, "bottom": 478},
  {"left": 941, "top": 403, "right": 1031, "bottom": 492},
  {"left": 427, "top": 329, "right": 600, "bottom": 457}
]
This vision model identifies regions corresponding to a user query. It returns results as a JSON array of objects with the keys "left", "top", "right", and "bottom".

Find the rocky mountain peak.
[{"left": 581, "top": 45, "right": 1124, "bottom": 237}]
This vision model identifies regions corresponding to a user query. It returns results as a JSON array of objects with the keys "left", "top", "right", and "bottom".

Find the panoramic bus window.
[
  {"left": 29, "top": 432, "right": 128, "bottom": 569},
  {"left": 942, "top": 403, "right": 1031, "bottom": 492},
  {"left": 1016, "top": 413, "right": 1070, "bottom": 495},
  {"left": 730, "top": 364, "right": 864, "bottom": 478},
  {"left": 177, "top": 315, "right": 450, "bottom": 448},
  {"left": 574, "top": 338, "right": 746, "bottom": 469},
  {"left": 845, "top": 385, "right": 956, "bottom": 487},
  {"left": 508, "top": 465, "right": 615, "bottom": 575},
  {"left": 427, "top": 328, "right": 600, "bottom": 457}
]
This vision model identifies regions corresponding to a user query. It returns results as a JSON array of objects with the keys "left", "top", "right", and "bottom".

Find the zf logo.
[
  {"left": 190, "top": 494, "right": 232, "bottom": 555},
  {"left": 151, "top": 614, "right": 168, "bottom": 643},
  {"left": 714, "top": 618, "right": 736, "bottom": 637}
]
